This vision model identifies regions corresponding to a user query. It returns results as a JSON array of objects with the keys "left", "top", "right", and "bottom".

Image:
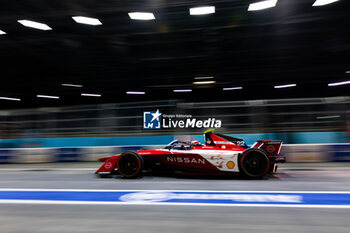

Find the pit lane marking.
[{"left": 0, "top": 189, "right": 350, "bottom": 208}]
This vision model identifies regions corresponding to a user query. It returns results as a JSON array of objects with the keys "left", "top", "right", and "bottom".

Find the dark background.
[{"left": 0, "top": 0, "right": 349, "bottom": 108}]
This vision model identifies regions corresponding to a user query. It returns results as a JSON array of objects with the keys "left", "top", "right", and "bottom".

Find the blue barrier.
[
  {"left": 56, "top": 148, "right": 80, "bottom": 162},
  {"left": 330, "top": 144, "right": 350, "bottom": 162},
  {"left": 0, "top": 150, "right": 12, "bottom": 164}
]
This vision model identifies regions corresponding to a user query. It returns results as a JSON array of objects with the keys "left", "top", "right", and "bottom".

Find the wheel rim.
[
  {"left": 241, "top": 151, "right": 269, "bottom": 177},
  {"left": 119, "top": 154, "right": 140, "bottom": 176}
]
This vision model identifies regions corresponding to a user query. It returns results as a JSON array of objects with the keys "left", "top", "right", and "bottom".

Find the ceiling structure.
[{"left": 0, "top": 0, "right": 349, "bottom": 109}]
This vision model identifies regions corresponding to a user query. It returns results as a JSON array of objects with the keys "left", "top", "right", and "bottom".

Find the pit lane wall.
[
  {"left": 0, "top": 144, "right": 350, "bottom": 164},
  {"left": 0, "top": 145, "right": 160, "bottom": 164}
]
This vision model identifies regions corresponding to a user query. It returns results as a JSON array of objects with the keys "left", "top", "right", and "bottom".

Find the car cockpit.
[{"left": 165, "top": 140, "right": 202, "bottom": 150}]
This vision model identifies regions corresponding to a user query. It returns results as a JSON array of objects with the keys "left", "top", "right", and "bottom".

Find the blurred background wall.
[
  {"left": 0, "top": 96, "right": 349, "bottom": 163},
  {"left": 0, "top": 96, "right": 349, "bottom": 145}
]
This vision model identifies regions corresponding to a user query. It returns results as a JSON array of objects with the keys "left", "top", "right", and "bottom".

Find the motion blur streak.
[
  {"left": 61, "top": 84, "right": 83, "bottom": 88},
  {"left": 328, "top": 80, "right": 350, "bottom": 86},
  {"left": 0, "top": 96, "right": 21, "bottom": 101},
  {"left": 223, "top": 87, "right": 243, "bottom": 90},
  {"left": 126, "top": 91, "right": 146, "bottom": 94},
  {"left": 173, "top": 89, "right": 192, "bottom": 92},
  {"left": 0, "top": 97, "right": 348, "bottom": 140},
  {"left": 81, "top": 93, "right": 102, "bottom": 97},
  {"left": 193, "top": 81, "right": 216, "bottom": 84},
  {"left": 36, "top": 95, "right": 59, "bottom": 99},
  {"left": 274, "top": 84, "right": 297, "bottom": 89}
]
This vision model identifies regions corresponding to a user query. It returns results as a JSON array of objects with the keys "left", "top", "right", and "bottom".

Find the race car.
[{"left": 96, "top": 130, "right": 285, "bottom": 178}]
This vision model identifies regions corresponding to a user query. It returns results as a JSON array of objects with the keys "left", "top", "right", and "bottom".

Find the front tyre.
[
  {"left": 239, "top": 149, "right": 270, "bottom": 178},
  {"left": 117, "top": 152, "right": 143, "bottom": 178}
]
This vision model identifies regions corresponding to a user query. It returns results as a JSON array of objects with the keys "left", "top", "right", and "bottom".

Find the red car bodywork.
[{"left": 96, "top": 131, "right": 285, "bottom": 178}]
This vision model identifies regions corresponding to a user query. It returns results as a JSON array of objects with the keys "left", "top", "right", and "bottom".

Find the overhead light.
[
  {"left": 128, "top": 12, "right": 155, "bottom": 20},
  {"left": 345, "top": 71, "right": 350, "bottom": 74},
  {"left": 194, "top": 76, "right": 214, "bottom": 80},
  {"left": 173, "top": 89, "right": 192, "bottom": 93},
  {"left": 0, "top": 96, "right": 21, "bottom": 101},
  {"left": 72, "top": 16, "right": 102, "bottom": 25},
  {"left": 189, "top": 6, "right": 215, "bottom": 15},
  {"left": 0, "top": 30, "right": 6, "bottom": 35},
  {"left": 316, "top": 115, "right": 340, "bottom": 119},
  {"left": 312, "top": 0, "right": 339, "bottom": 6},
  {"left": 17, "top": 20, "right": 52, "bottom": 30},
  {"left": 126, "top": 91, "right": 146, "bottom": 95},
  {"left": 81, "top": 93, "right": 101, "bottom": 97},
  {"left": 61, "top": 83, "right": 83, "bottom": 88},
  {"left": 274, "top": 83, "right": 297, "bottom": 89},
  {"left": 248, "top": 0, "right": 277, "bottom": 11},
  {"left": 193, "top": 81, "right": 216, "bottom": 85},
  {"left": 37, "top": 95, "right": 59, "bottom": 99},
  {"left": 223, "top": 87, "right": 243, "bottom": 91},
  {"left": 328, "top": 80, "right": 350, "bottom": 86}
]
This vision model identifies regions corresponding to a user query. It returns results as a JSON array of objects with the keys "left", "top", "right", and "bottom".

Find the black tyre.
[
  {"left": 239, "top": 149, "right": 270, "bottom": 178},
  {"left": 117, "top": 152, "right": 143, "bottom": 178}
]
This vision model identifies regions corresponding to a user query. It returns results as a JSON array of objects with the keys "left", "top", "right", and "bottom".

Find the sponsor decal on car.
[
  {"left": 104, "top": 161, "right": 113, "bottom": 169},
  {"left": 266, "top": 145, "right": 276, "bottom": 153},
  {"left": 214, "top": 141, "right": 233, "bottom": 144},
  {"left": 166, "top": 156, "right": 206, "bottom": 164},
  {"left": 226, "top": 161, "right": 235, "bottom": 169}
]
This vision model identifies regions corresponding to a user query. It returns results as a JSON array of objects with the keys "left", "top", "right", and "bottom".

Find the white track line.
[
  {"left": 0, "top": 188, "right": 350, "bottom": 193},
  {"left": 0, "top": 199, "right": 349, "bottom": 208}
]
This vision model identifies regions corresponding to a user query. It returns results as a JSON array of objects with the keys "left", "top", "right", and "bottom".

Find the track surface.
[{"left": 0, "top": 162, "right": 350, "bottom": 233}]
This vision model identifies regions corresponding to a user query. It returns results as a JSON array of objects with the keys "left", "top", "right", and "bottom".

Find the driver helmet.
[{"left": 191, "top": 140, "right": 201, "bottom": 146}]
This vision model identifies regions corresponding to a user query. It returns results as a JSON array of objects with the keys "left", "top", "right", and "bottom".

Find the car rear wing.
[
  {"left": 204, "top": 130, "right": 247, "bottom": 148},
  {"left": 252, "top": 140, "right": 283, "bottom": 155}
]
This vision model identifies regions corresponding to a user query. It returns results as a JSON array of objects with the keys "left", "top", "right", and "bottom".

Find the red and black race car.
[{"left": 96, "top": 130, "right": 285, "bottom": 178}]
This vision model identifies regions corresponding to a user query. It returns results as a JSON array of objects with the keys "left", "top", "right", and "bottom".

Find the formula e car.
[{"left": 96, "top": 130, "right": 285, "bottom": 178}]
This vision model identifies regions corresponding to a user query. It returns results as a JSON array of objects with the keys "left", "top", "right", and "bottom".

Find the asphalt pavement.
[{"left": 0, "top": 162, "right": 349, "bottom": 233}]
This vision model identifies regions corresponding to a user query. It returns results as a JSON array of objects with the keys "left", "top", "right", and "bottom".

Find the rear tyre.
[
  {"left": 117, "top": 152, "right": 143, "bottom": 178},
  {"left": 239, "top": 149, "right": 270, "bottom": 178}
]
